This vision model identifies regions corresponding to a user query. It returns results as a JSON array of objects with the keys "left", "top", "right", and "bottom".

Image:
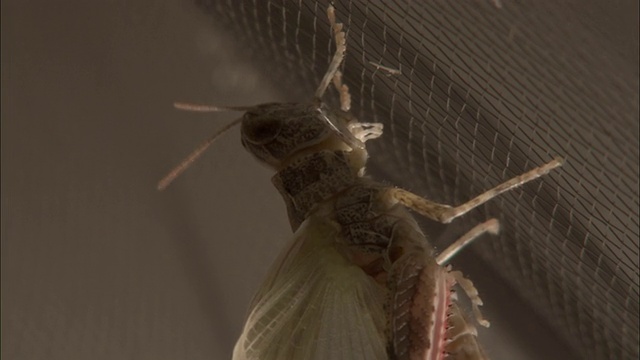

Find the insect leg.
[
  {"left": 432, "top": 220, "right": 497, "bottom": 333},
  {"left": 436, "top": 219, "right": 500, "bottom": 265},
  {"left": 449, "top": 269, "right": 490, "bottom": 328},
  {"left": 331, "top": 69, "right": 351, "bottom": 111},
  {"left": 386, "top": 251, "right": 452, "bottom": 359},
  {"left": 388, "top": 157, "right": 564, "bottom": 223},
  {"left": 314, "top": 5, "right": 347, "bottom": 101},
  {"left": 347, "top": 122, "right": 384, "bottom": 142},
  {"left": 445, "top": 301, "right": 489, "bottom": 359}
]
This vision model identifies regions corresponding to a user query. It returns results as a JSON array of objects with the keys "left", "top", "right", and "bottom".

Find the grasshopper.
[{"left": 159, "top": 5, "right": 563, "bottom": 359}]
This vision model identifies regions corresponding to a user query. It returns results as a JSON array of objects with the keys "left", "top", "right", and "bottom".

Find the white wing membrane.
[{"left": 233, "top": 216, "right": 387, "bottom": 360}]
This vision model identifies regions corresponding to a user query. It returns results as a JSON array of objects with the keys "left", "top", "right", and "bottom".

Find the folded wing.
[{"left": 233, "top": 216, "right": 388, "bottom": 360}]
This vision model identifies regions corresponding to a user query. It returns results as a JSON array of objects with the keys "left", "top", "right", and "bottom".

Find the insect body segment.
[
  {"left": 241, "top": 103, "right": 344, "bottom": 168},
  {"left": 160, "top": 5, "right": 563, "bottom": 360}
]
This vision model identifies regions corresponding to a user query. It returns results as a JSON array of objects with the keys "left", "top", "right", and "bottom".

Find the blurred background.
[{"left": 2, "top": 1, "right": 637, "bottom": 359}]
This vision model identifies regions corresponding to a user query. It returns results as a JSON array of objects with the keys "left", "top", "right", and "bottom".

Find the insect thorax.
[
  {"left": 241, "top": 102, "right": 370, "bottom": 229},
  {"left": 271, "top": 148, "right": 367, "bottom": 230},
  {"left": 271, "top": 145, "right": 430, "bottom": 255},
  {"left": 245, "top": 101, "right": 433, "bottom": 286}
]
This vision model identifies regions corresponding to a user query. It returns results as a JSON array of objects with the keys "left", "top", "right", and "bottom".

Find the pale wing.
[{"left": 233, "top": 216, "right": 388, "bottom": 360}]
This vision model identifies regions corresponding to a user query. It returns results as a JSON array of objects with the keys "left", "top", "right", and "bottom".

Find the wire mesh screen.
[{"left": 195, "top": 0, "right": 638, "bottom": 358}]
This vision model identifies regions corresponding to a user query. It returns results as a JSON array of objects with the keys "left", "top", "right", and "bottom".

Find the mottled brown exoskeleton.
[{"left": 159, "top": 5, "right": 563, "bottom": 360}]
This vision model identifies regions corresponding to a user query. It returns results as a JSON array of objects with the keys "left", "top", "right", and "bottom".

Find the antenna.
[
  {"left": 157, "top": 103, "right": 246, "bottom": 191},
  {"left": 173, "top": 102, "right": 251, "bottom": 112}
]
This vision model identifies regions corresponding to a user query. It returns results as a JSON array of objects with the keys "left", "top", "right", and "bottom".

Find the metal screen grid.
[{"left": 195, "top": 1, "right": 638, "bottom": 358}]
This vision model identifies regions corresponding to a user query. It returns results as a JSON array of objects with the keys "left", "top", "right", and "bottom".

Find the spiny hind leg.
[
  {"left": 431, "top": 220, "right": 496, "bottom": 335},
  {"left": 387, "top": 157, "right": 564, "bottom": 224},
  {"left": 449, "top": 269, "right": 490, "bottom": 328},
  {"left": 445, "top": 301, "right": 489, "bottom": 359},
  {"left": 386, "top": 251, "right": 451, "bottom": 359},
  {"left": 314, "top": 5, "right": 347, "bottom": 101}
]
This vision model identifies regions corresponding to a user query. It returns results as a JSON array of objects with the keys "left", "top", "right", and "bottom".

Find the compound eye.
[{"left": 241, "top": 115, "right": 282, "bottom": 145}]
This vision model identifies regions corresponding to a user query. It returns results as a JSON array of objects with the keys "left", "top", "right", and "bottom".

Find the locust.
[{"left": 158, "top": 5, "right": 563, "bottom": 359}]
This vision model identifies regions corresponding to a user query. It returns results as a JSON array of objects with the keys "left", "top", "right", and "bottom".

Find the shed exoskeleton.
[{"left": 159, "top": 5, "right": 563, "bottom": 359}]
